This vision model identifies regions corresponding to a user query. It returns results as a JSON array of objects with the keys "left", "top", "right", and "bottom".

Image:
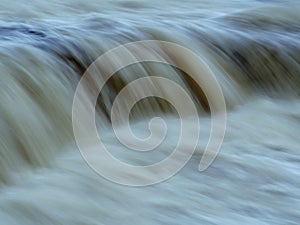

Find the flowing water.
[{"left": 0, "top": 0, "right": 300, "bottom": 224}]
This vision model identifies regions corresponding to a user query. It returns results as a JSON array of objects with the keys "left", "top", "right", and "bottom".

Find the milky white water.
[{"left": 0, "top": 0, "right": 300, "bottom": 224}]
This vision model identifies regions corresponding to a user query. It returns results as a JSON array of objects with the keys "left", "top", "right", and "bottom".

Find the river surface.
[{"left": 0, "top": 0, "right": 300, "bottom": 224}]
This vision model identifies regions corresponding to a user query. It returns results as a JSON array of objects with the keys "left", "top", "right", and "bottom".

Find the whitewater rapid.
[{"left": 0, "top": 0, "right": 299, "bottom": 224}]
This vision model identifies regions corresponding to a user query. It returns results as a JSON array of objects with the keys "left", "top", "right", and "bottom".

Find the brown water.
[{"left": 0, "top": 0, "right": 300, "bottom": 224}]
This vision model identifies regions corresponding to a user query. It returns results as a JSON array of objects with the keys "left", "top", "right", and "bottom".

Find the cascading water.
[{"left": 0, "top": 0, "right": 299, "bottom": 224}]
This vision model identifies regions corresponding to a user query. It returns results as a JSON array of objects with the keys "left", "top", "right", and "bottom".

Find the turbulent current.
[{"left": 0, "top": 0, "right": 300, "bottom": 224}]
